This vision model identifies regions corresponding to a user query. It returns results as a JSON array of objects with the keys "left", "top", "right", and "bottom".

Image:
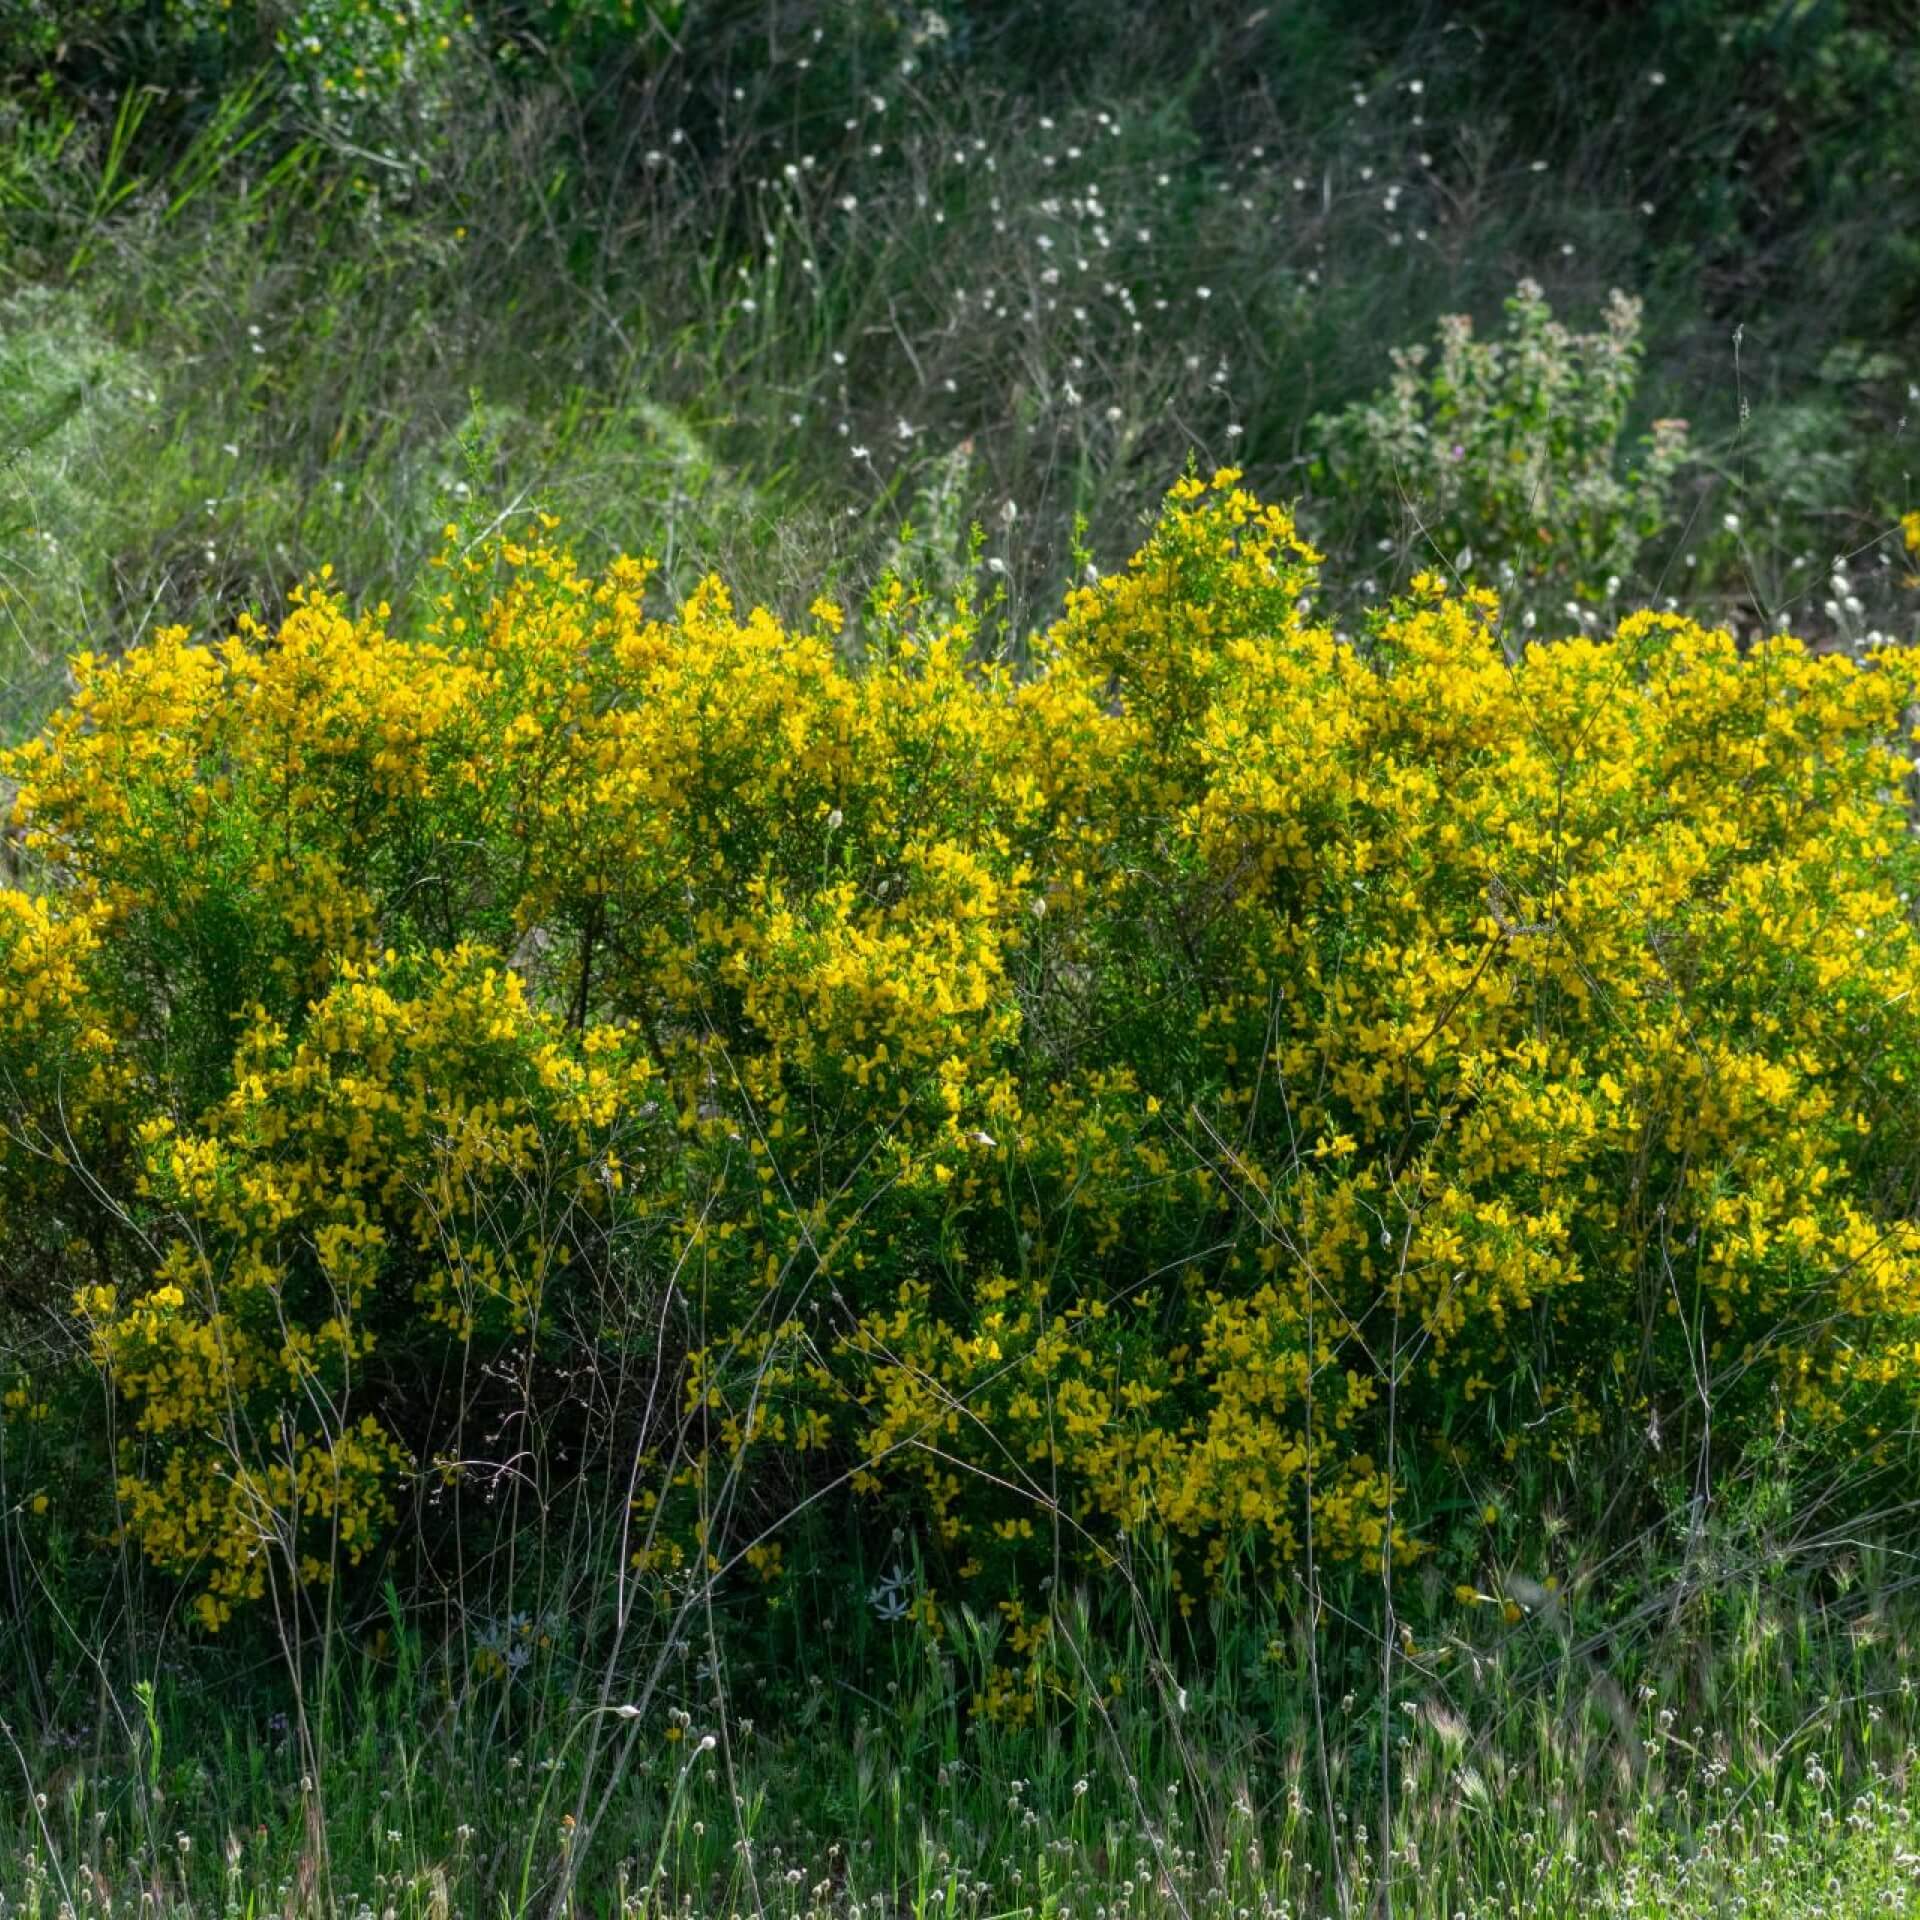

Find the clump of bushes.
[
  {"left": 6, "top": 475, "right": 1920, "bottom": 1666},
  {"left": 1309, "top": 279, "right": 1693, "bottom": 627}
]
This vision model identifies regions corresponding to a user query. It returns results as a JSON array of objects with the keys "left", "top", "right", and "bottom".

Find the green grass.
[
  {"left": 6, "top": 1549, "right": 1920, "bottom": 1917},
  {"left": 7, "top": 1437, "right": 1920, "bottom": 1919}
]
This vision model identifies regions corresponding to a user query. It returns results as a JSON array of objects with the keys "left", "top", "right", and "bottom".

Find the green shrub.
[{"left": 1308, "top": 279, "right": 1692, "bottom": 626}]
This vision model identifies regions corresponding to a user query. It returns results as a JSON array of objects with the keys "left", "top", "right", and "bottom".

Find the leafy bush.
[
  {"left": 7, "top": 475, "right": 1920, "bottom": 1662},
  {"left": 2, "top": 0, "right": 742, "bottom": 132},
  {"left": 1309, "top": 280, "right": 1692, "bottom": 626}
]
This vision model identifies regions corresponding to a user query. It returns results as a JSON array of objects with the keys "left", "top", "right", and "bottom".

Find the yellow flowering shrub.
[
  {"left": 7, "top": 474, "right": 1920, "bottom": 1631},
  {"left": 0, "top": 888, "right": 127, "bottom": 1300}
]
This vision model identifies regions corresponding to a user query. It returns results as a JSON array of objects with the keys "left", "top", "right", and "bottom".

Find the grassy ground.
[
  {"left": 8, "top": 1436, "right": 1920, "bottom": 1918},
  {"left": 8, "top": 1547, "right": 1920, "bottom": 1918}
]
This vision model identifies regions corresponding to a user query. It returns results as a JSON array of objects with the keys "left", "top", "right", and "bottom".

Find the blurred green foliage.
[{"left": 0, "top": 0, "right": 1913, "bottom": 736}]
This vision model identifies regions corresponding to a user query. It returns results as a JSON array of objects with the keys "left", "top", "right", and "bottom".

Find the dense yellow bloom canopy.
[{"left": 7, "top": 475, "right": 1920, "bottom": 1636}]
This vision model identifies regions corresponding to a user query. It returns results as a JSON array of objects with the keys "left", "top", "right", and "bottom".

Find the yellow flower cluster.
[
  {"left": 0, "top": 887, "right": 125, "bottom": 1298},
  {"left": 7, "top": 473, "right": 1920, "bottom": 1630}
]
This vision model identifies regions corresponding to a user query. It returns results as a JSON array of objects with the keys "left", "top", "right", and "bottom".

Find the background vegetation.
[
  {"left": 3, "top": 3, "right": 1920, "bottom": 1915},
  {"left": 3, "top": 0, "right": 1917, "bottom": 736}
]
